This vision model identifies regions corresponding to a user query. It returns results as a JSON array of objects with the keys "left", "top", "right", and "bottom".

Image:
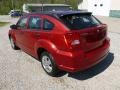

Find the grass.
[{"left": 0, "top": 22, "right": 9, "bottom": 27}]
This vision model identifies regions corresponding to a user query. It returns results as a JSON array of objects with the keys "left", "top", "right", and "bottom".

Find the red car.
[{"left": 9, "top": 11, "right": 110, "bottom": 76}]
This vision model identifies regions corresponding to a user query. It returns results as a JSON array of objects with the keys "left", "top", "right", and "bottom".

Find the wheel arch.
[
  {"left": 8, "top": 32, "right": 16, "bottom": 42},
  {"left": 8, "top": 33, "right": 12, "bottom": 39},
  {"left": 37, "top": 48, "right": 47, "bottom": 61},
  {"left": 35, "top": 39, "right": 58, "bottom": 62}
]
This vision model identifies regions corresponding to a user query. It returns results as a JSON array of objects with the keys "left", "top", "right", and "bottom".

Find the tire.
[
  {"left": 10, "top": 37, "right": 19, "bottom": 50},
  {"left": 41, "top": 52, "right": 59, "bottom": 76}
]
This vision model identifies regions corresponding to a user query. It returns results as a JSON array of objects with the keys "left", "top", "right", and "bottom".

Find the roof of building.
[{"left": 24, "top": 4, "right": 71, "bottom": 7}]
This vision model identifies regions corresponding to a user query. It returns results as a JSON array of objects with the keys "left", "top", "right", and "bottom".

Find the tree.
[
  {"left": 0, "top": 0, "right": 83, "bottom": 15},
  {"left": 51, "top": 0, "right": 55, "bottom": 3}
]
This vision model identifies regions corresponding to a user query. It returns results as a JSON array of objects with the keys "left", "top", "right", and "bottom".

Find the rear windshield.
[{"left": 60, "top": 14, "right": 101, "bottom": 30}]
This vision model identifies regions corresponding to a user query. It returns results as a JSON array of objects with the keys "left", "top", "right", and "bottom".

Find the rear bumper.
[{"left": 54, "top": 38, "right": 110, "bottom": 72}]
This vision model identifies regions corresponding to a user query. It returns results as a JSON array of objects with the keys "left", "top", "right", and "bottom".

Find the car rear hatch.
[
  {"left": 60, "top": 12, "right": 107, "bottom": 52},
  {"left": 64, "top": 25, "right": 107, "bottom": 52},
  {"left": 83, "top": 25, "right": 107, "bottom": 52}
]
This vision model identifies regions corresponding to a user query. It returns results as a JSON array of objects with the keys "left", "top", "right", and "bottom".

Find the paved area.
[
  {"left": 0, "top": 15, "right": 120, "bottom": 90},
  {"left": 97, "top": 16, "right": 120, "bottom": 33}
]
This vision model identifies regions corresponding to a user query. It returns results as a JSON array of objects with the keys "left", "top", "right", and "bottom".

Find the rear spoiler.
[{"left": 58, "top": 12, "right": 92, "bottom": 17}]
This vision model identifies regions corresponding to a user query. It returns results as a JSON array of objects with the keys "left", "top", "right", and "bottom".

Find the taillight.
[
  {"left": 64, "top": 33, "right": 81, "bottom": 49},
  {"left": 71, "top": 40, "right": 80, "bottom": 45}
]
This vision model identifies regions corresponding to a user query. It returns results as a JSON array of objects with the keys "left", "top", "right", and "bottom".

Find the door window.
[
  {"left": 17, "top": 17, "right": 28, "bottom": 29},
  {"left": 28, "top": 16, "right": 41, "bottom": 30},
  {"left": 43, "top": 19, "right": 54, "bottom": 31}
]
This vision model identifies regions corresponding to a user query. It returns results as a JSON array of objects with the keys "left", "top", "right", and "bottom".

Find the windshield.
[{"left": 60, "top": 14, "right": 101, "bottom": 30}]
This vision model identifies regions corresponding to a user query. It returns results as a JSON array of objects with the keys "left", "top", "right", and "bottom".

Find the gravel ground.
[{"left": 0, "top": 15, "right": 120, "bottom": 90}]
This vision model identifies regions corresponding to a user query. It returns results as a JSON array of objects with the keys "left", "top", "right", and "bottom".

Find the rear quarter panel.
[{"left": 34, "top": 15, "right": 69, "bottom": 59}]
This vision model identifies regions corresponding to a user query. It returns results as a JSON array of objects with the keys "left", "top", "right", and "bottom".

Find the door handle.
[{"left": 34, "top": 34, "right": 40, "bottom": 37}]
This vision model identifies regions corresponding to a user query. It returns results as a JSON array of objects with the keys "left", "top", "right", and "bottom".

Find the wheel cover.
[{"left": 42, "top": 56, "right": 53, "bottom": 73}]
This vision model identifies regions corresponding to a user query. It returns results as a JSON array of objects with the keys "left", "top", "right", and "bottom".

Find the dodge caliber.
[{"left": 9, "top": 11, "right": 110, "bottom": 76}]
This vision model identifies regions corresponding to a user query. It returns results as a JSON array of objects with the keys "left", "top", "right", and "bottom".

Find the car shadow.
[{"left": 67, "top": 52, "right": 114, "bottom": 80}]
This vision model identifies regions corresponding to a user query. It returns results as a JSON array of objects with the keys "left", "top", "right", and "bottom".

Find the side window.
[
  {"left": 28, "top": 16, "right": 41, "bottom": 30},
  {"left": 43, "top": 19, "right": 54, "bottom": 31},
  {"left": 17, "top": 17, "right": 28, "bottom": 29}
]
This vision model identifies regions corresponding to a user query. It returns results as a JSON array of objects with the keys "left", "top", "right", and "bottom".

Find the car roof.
[{"left": 23, "top": 10, "right": 92, "bottom": 19}]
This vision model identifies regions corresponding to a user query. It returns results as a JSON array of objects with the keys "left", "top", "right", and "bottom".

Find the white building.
[
  {"left": 23, "top": 4, "right": 72, "bottom": 13},
  {"left": 78, "top": 0, "right": 120, "bottom": 18}
]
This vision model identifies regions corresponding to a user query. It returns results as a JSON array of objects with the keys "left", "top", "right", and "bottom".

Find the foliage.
[{"left": 0, "top": 22, "right": 9, "bottom": 27}]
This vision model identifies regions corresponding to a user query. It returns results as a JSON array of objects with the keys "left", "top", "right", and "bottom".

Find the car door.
[
  {"left": 24, "top": 15, "right": 42, "bottom": 56},
  {"left": 15, "top": 17, "right": 28, "bottom": 50}
]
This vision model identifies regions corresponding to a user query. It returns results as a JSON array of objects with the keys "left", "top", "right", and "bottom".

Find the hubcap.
[
  {"left": 10, "top": 38, "right": 15, "bottom": 48},
  {"left": 42, "top": 56, "right": 52, "bottom": 73}
]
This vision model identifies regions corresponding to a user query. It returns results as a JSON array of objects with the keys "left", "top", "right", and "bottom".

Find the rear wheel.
[
  {"left": 41, "top": 52, "right": 59, "bottom": 76},
  {"left": 10, "top": 37, "right": 19, "bottom": 50}
]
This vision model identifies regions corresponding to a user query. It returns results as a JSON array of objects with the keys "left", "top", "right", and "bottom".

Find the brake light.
[
  {"left": 64, "top": 33, "right": 81, "bottom": 49},
  {"left": 71, "top": 40, "right": 80, "bottom": 45}
]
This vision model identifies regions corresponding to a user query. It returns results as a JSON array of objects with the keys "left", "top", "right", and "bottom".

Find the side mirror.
[{"left": 10, "top": 24, "right": 18, "bottom": 29}]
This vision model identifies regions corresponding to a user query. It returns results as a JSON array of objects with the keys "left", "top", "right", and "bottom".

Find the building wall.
[
  {"left": 109, "top": 0, "right": 120, "bottom": 18},
  {"left": 78, "top": 0, "right": 88, "bottom": 10},
  {"left": 78, "top": 0, "right": 120, "bottom": 18},
  {"left": 78, "top": 0, "right": 111, "bottom": 16},
  {"left": 111, "top": 0, "right": 120, "bottom": 10}
]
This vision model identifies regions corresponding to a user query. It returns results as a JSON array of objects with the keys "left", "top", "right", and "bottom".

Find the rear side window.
[
  {"left": 28, "top": 16, "right": 41, "bottom": 30},
  {"left": 43, "top": 19, "right": 54, "bottom": 31},
  {"left": 60, "top": 14, "right": 101, "bottom": 30},
  {"left": 17, "top": 17, "right": 28, "bottom": 29}
]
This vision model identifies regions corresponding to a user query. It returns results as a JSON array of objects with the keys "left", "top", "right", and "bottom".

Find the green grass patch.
[{"left": 0, "top": 22, "right": 9, "bottom": 27}]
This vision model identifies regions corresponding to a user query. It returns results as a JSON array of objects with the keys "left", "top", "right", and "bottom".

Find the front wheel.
[
  {"left": 41, "top": 52, "right": 59, "bottom": 76},
  {"left": 10, "top": 37, "right": 19, "bottom": 50}
]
